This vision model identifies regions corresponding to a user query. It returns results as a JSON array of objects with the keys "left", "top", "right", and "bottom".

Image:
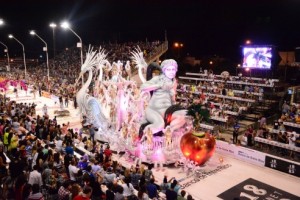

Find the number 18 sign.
[{"left": 217, "top": 178, "right": 300, "bottom": 200}]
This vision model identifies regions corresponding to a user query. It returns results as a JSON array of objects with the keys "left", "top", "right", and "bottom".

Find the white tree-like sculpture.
[
  {"left": 131, "top": 46, "right": 147, "bottom": 83},
  {"left": 76, "top": 46, "right": 109, "bottom": 130}
]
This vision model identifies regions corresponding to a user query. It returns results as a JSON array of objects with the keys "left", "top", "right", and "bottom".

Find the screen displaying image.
[{"left": 242, "top": 47, "right": 272, "bottom": 69}]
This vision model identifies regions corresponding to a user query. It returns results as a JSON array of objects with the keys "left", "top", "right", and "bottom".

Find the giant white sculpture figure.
[
  {"left": 76, "top": 47, "right": 109, "bottom": 130},
  {"left": 131, "top": 48, "right": 187, "bottom": 135}
]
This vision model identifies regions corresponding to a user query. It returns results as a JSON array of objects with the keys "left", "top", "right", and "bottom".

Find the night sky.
[{"left": 1, "top": 0, "right": 300, "bottom": 62}]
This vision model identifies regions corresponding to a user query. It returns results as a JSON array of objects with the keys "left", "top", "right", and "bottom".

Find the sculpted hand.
[{"left": 161, "top": 82, "right": 174, "bottom": 90}]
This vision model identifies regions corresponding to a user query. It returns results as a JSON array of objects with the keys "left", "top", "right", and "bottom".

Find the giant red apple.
[{"left": 180, "top": 130, "right": 216, "bottom": 165}]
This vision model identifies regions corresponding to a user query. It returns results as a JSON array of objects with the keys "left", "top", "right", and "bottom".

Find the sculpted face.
[{"left": 163, "top": 65, "right": 177, "bottom": 79}]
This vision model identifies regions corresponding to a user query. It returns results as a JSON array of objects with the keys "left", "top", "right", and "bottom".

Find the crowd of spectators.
[
  {"left": 280, "top": 101, "right": 300, "bottom": 124},
  {"left": 240, "top": 102, "right": 300, "bottom": 159},
  {"left": 0, "top": 104, "right": 195, "bottom": 200}
]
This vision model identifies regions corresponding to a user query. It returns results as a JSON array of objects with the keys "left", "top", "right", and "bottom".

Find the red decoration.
[{"left": 180, "top": 131, "right": 216, "bottom": 165}]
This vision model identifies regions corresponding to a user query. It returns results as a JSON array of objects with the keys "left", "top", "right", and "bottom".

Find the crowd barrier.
[{"left": 215, "top": 140, "right": 300, "bottom": 177}]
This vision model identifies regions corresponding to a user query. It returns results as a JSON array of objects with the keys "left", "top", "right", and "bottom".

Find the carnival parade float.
[{"left": 75, "top": 46, "right": 216, "bottom": 167}]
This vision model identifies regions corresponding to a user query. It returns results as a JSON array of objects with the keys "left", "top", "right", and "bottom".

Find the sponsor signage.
[
  {"left": 216, "top": 141, "right": 266, "bottom": 166},
  {"left": 218, "top": 178, "right": 300, "bottom": 200},
  {"left": 215, "top": 140, "right": 235, "bottom": 156},
  {"left": 265, "top": 156, "right": 300, "bottom": 178},
  {"left": 234, "top": 146, "right": 266, "bottom": 167}
]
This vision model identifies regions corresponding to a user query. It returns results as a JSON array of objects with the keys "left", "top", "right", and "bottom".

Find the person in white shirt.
[
  {"left": 289, "top": 133, "right": 296, "bottom": 147},
  {"left": 289, "top": 132, "right": 297, "bottom": 157},
  {"left": 91, "top": 159, "right": 102, "bottom": 176},
  {"left": 11, "top": 107, "right": 16, "bottom": 117},
  {"left": 68, "top": 160, "right": 79, "bottom": 181},
  {"left": 25, "top": 119, "right": 32, "bottom": 132},
  {"left": 55, "top": 137, "right": 63, "bottom": 153},
  {"left": 104, "top": 167, "right": 116, "bottom": 184},
  {"left": 122, "top": 177, "right": 135, "bottom": 198},
  {"left": 28, "top": 165, "right": 43, "bottom": 186},
  {"left": 12, "top": 117, "right": 20, "bottom": 133},
  {"left": 42, "top": 104, "right": 48, "bottom": 116}
]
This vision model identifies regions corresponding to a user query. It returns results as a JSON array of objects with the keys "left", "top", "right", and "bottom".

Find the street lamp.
[
  {"left": 61, "top": 21, "right": 83, "bottom": 66},
  {"left": 173, "top": 42, "right": 183, "bottom": 58},
  {"left": 0, "top": 18, "right": 4, "bottom": 26},
  {"left": 30, "top": 30, "right": 49, "bottom": 81},
  {"left": 245, "top": 40, "right": 251, "bottom": 45},
  {"left": 49, "top": 22, "right": 57, "bottom": 59},
  {"left": 0, "top": 41, "right": 10, "bottom": 71},
  {"left": 236, "top": 64, "right": 241, "bottom": 76},
  {"left": 245, "top": 67, "right": 252, "bottom": 77},
  {"left": 9, "top": 34, "right": 27, "bottom": 78}
]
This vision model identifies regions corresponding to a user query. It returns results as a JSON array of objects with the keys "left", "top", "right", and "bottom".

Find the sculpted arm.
[{"left": 140, "top": 76, "right": 162, "bottom": 92}]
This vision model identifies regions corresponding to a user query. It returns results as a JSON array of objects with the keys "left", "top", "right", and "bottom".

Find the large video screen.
[{"left": 242, "top": 46, "right": 272, "bottom": 69}]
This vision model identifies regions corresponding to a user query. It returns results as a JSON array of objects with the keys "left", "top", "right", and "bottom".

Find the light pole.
[
  {"left": 30, "top": 30, "right": 49, "bottom": 81},
  {"left": 0, "top": 41, "right": 10, "bottom": 71},
  {"left": 236, "top": 64, "right": 241, "bottom": 76},
  {"left": 173, "top": 42, "right": 183, "bottom": 59},
  {"left": 49, "top": 23, "right": 57, "bottom": 59},
  {"left": 61, "top": 21, "right": 83, "bottom": 66},
  {"left": 9, "top": 34, "right": 26, "bottom": 78},
  {"left": 0, "top": 19, "right": 9, "bottom": 71}
]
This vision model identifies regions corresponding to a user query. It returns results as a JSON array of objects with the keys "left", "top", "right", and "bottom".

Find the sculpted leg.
[
  {"left": 144, "top": 108, "right": 165, "bottom": 134},
  {"left": 170, "top": 110, "right": 187, "bottom": 132}
]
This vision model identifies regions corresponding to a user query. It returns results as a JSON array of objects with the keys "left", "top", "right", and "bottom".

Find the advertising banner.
[
  {"left": 216, "top": 141, "right": 266, "bottom": 167},
  {"left": 234, "top": 146, "right": 266, "bottom": 167},
  {"left": 215, "top": 140, "right": 235, "bottom": 157}
]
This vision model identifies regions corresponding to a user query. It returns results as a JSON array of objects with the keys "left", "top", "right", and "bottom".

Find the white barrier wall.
[{"left": 216, "top": 140, "right": 266, "bottom": 167}]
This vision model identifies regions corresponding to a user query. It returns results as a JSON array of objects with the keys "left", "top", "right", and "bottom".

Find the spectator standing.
[
  {"left": 103, "top": 167, "right": 116, "bottom": 184},
  {"left": 121, "top": 177, "right": 135, "bottom": 198},
  {"left": 146, "top": 178, "right": 158, "bottom": 199},
  {"left": 177, "top": 190, "right": 187, "bottom": 200},
  {"left": 73, "top": 186, "right": 93, "bottom": 200},
  {"left": 160, "top": 176, "right": 169, "bottom": 194},
  {"left": 260, "top": 116, "right": 266, "bottom": 128},
  {"left": 65, "top": 95, "right": 69, "bottom": 108},
  {"left": 114, "top": 185, "right": 125, "bottom": 200},
  {"left": 58, "top": 181, "right": 71, "bottom": 200},
  {"left": 137, "top": 185, "right": 149, "bottom": 200},
  {"left": 42, "top": 104, "right": 48, "bottom": 116},
  {"left": 69, "top": 159, "right": 80, "bottom": 181},
  {"left": 0, "top": 157, "right": 7, "bottom": 179},
  {"left": 166, "top": 182, "right": 178, "bottom": 200},
  {"left": 131, "top": 168, "right": 142, "bottom": 189},
  {"left": 59, "top": 96, "right": 64, "bottom": 110},
  {"left": 187, "top": 194, "right": 194, "bottom": 200},
  {"left": 74, "top": 95, "right": 78, "bottom": 109},
  {"left": 27, "top": 184, "right": 44, "bottom": 200},
  {"left": 104, "top": 145, "right": 112, "bottom": 160},
  {"left": 233, "top": 128, "right": 239, "bottom": 144},
  {"left": 89, "top": 124, "right": 95, "bottom": 143},
  {"left": 106, "top": 182, "right": 115, "bottom": 200},
  {"left": 233, "top": 122, "right": 240, "bottom": 144},
  {"left": 38, "top": 84, "right": 42, "bottom": 97},
  {"left": 28, "top": 165, "right": 43, "bottom": 187}
]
